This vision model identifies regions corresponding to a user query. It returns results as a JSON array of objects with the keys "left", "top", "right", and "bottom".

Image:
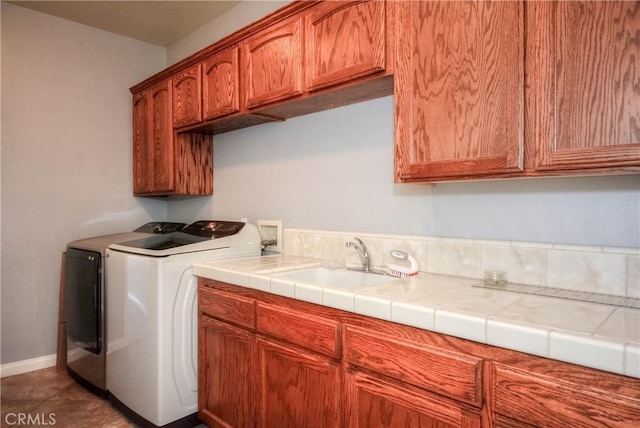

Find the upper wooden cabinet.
[
  {"left": 202, "top": 46, "right": 240, "bottom": 121},
  {"left": 172, "top": 64, "right": 202, "bottom": 128},
  {"left": 395, "top": 0, "right": 640, "bottom": 183},
  {"left": 395, "top": 1, "right": 524, "bottom": 182},
  {"left": 132, "top": 90, "right": 150, "bottom": 194},
  {"left": 527, "top": 1, "right": 640, "bottom": 172},
  {"left": 244, "top": 17, "right": 304, "bottom": 109},
  {"left": 131, "top": 0, "right": 638, "bottom": 186},
  {"left": 305, "top": 0, "right": 387, "bottom": 92},
  {"left": 132, "top": 77, "right": 212, "bottom": 196},
  {"left": 133, "top": 79, "right": 175, "bottom": 194}
]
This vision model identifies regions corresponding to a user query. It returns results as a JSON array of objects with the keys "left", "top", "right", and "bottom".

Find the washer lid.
[
  {"left": 108, "top": 220, "right": 247, "bottom": 256},
  {"left": 133, "top": 222, "right": 187, "bottom": 234}
]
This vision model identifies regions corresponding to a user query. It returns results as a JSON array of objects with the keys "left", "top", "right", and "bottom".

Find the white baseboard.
[{"left": 0, "top": 353, "right": 57, "bottom": 378}]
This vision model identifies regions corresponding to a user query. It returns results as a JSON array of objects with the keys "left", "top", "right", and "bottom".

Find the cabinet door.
[
  {"left": 173, "top": 64, "right": 202, "bottom": 128},
  {"left": 346, "top": 369, "right": 482, "bottom": 428},
  {"left": 306, "top": 0, "right": 386, "bottom": 91},
  {"left": 132, "top": 91, "right": 150, "bottom": 194},
  {"left": 244, "top": 17, "right": 304, "bottom": 109},
  {"left": 149, "top": 80, "right": 175, "bottom": 193},
  {"left": 198, "top": 315, "right": 255, "bottom": 428},
  {"left": 492, "top": 362, "right": 640, "bottom": 427},
  {"left": 528, "top": 1, "right": 640, "bottom": 172},
  {"left": 202, "top": 47, "right": 241, "bottom": 121},
  {"left": 132, "top": 80, "right": 175, "bottom": 195},
  {"left": 257, "top": 338, "right": 340, "bottom": 428},
  {"left": 395, "top": 1, "right": 524, "bottom": 182}
]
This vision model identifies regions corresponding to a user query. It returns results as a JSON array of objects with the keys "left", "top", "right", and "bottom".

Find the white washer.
[{"left": 106, "top": 221, "right": 261, "bottom": 427}]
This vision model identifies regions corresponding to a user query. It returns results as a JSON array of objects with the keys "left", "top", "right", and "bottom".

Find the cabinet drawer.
[
  {"left": 256, "top": 302, "right": 339, "bottom": 358},
  {"left": 199, "top": 285, "right": 255, "bottom": 329},
  {"left": 492, "top": 363, "right": 640, "bottom": 427},
  {"left": 344, "top": 325, "right": 482, "bottom": 406}
]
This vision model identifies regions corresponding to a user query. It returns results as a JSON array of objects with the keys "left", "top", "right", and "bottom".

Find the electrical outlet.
[{"left": 257, "top": 220, "right": 282, "bottom": 254}]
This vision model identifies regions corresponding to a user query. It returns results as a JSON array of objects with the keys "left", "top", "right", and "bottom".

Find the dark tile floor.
[{"left": 1, "top": 367, "right": 136, "bottom": 428}]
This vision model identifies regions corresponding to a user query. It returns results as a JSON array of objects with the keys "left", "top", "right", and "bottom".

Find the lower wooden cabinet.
[
  {"left": 198, "top": 316, "right": 255, "bottom": 428},
  {"left": 491, "top": 362, "right": 640, "bottom": 427},
  {"left": 257, "top": 338, "right": 341, "bottom": 428},
  {"left": 346, "top": 369, "right": 481, "bottom": 428},
  {"left": 198, "top": 279, "right": 640, "bottom": 428}
]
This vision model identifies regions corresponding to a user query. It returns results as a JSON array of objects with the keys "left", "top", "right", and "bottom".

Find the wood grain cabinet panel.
[
  {"left": 132, "top": 79, "right": 175, "bottom": 194},
  {"left": 132, "top": 77, "right": 212, "bottom": 196},
  {"left": 198, "top": 315, "right": 255, "bottom": 428},
  {"left": 257, "top": 338, "right": 341, "bottom": 428},
  {"left": 256, "top": 302, "right": 339, "bottom": 358},
  {"left": 172, "top": 64, "right": 202, "bottom": 128},
  {"left": 199, "top": 285, "right": 255, "bottom": 329},
  {"left": 306, "top": 0, "right": 387, "bottom": 91},
  {"left": 244, "top": 16, "right": 304, "bottom": 109},
  {"left": 346, "top": 369, "right": 481, "bottom": 428},
  {"left": 395, "top": 0, "right": 524, "bottom": 182},
  {"left": 198, "top": 280, "right": 640, "bottom": 427},
  {"left": 345, "top": 324, "right": 483, "bottom": 406},
  {"left": 528, "top": 1, "right": 640, "bottom": 172},
  {"left": 132, "top": 91, "right": 150, "bottom": 194},
  {"left": 492, "top": 362, "right": 640, "bottom": 427},
  {"left": 202, "top": 47, "right": 241, "bottom": 121}
]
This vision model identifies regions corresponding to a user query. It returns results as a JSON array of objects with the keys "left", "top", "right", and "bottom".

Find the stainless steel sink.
[{"left": 273, "top": 266, "right": 392, "bottom": 289}]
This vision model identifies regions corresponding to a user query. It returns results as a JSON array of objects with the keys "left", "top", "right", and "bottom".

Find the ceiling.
[{"left": 7, "top": 1, "right": 241, "bottom": 47}]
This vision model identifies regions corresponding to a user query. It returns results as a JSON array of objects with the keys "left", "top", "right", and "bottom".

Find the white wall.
[
  {"left": 0, "top": 3, "right": 168, "bottom": 364},
  {"left": 167, "top": 95, "right": 640, "bottom": 248},
  {"left": 167, "top": 0, "right": 290, "bottom": 65}
]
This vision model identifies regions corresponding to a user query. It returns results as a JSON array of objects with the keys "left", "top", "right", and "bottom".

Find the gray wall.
[
  {"left": 1, "top": 3, "right": 168, "bottom": 364},
  {"left": 167, "top": 95, "right": 640, "bottom": 249}
]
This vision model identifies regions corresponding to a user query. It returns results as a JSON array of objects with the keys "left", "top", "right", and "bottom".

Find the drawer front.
[
  {"left": 199, "top": 284, "right": 255, "bottom": 329},
  {"left": 344, "top": 325, "right": 482, "bottom": 406},
  {"left": 257, "top": 302, "right": 339, "bottom": 358},
  {"left": 493, "top": 363, "right": 640, "bottom": 427}
]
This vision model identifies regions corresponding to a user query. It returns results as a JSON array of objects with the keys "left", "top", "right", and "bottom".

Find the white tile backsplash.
[
  {"left": 480, "top": 245, "right": 545, "bottom": 286},
  {"left": 284, "top": 229, "right": 639, "bottom": 298},
  {"left": 546, "top": 250, "right": 627, "bottom": 295},
  {"left": 427, "top": 239, "right": 480, "bottom": 278},
  {"left": 382, "top": 237, "right": 428, "bottom": 272},
  {"left": 627, "top": 255, "right": 640, "bottom": 298}
]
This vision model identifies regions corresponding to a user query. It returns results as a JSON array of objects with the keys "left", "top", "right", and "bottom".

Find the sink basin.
[{"left": 273, "top": 267, "right": 392, "bottom": 289}]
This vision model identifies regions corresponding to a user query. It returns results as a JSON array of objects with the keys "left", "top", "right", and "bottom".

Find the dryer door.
[{"left": 66, "top": 248, "right": 101, "bottom": 354}]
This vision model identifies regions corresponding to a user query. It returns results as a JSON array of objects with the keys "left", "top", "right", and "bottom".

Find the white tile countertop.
[{"left": 193, "top": 255, "right": 640, "bottom": 379}]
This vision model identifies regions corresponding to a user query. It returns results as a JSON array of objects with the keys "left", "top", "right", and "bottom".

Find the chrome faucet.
[{"left": 346, "top": 237, "right": 371, "bottom": 272}]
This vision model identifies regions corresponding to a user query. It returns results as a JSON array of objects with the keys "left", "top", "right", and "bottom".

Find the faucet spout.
[{"left": 346, "top": 237, "right": 371, "bottom": 272}]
